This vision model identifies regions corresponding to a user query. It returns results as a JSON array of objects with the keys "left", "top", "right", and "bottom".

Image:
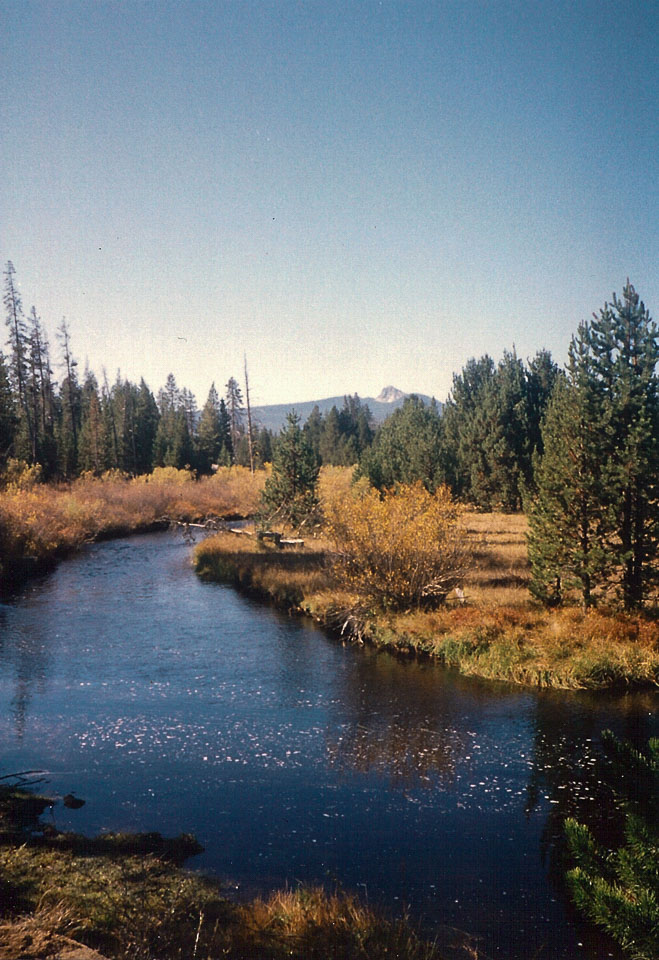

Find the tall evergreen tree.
[
  {"left": 303, "top": 405, "right": 324, "bottom": 462},
  {"left": 527, "top": 326, "right": 616, "bottom": 608},
  {"left": 0, "top": 351, "right": 17, "bottom": 467},
  {"left": 590, "top": 283, "right": 659, "bottom": 607},
  {"left": 442, "top": 350, "right": 557, "bottom": 509},
  {"left": 132, "top": 378, "right": 159, "bottom": 474},
  {"left": 217, "top": 397, "right": 233, "bottom": 465},
  {"left": 357, "top": 396, "right": 443, "bottom": 492},
  {"left": 225, "top": 376, "right": 244, "bottom": 461},
  {"left": 27, "top": 306, "right": 57, "bottom": 476},
  {"left": 318, "top": 406, "right": 344, "bottom": 465},
  {"left": 254, "top": 425, "right": 273, "bottom": 467},
  {"left": 78, "top": 370, "right": 108, "bottom": 474},
  {"left": 56, "top": 319, "right": 81, "bottom": 477},
  {"left": 3, "top": 261, "right": 34, "bottom": 461},
  {"left": 196, "top": 383, "right": 222, "bottom": 474},
  {"left": 526, "top": 348, "right": 561, "bottom": 462},
  {"left": 441, "top": 355, "right": 496, "bottom": 498},
  {"left": 528, "top": 284, "right": 658, "bottom": 609},
  {"left": 468, "top": 350, "right": 530, "bottom": 511},
  {"left": 153, "top": 373, "right": 193, "bottom": 469}
]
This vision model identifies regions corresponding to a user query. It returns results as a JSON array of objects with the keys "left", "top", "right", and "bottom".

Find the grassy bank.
[
  {"left": 0, "top": 466, "right": 265, "bottom": 594},
  {"left": 0, "top": 782, "right": 451, "bottom": 960},
  {"left": 193, "top": 515, "right": 659, "bottom": 690}
]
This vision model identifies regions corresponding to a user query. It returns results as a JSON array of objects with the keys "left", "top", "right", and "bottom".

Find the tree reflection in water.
[{"left": 321, "top": 650, "right": 508, "bottom": 790}]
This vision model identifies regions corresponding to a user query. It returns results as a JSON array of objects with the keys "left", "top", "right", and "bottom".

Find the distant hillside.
[{"left": 251, "top": 387, "right": 439, "bottom": 433}]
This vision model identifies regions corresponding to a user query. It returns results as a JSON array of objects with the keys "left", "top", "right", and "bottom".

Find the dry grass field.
[{"left": 463, "top": 510, "right": 530, "bottom": 605}]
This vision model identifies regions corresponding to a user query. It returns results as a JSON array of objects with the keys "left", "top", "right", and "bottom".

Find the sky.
[{"left": 2, "top": 0, "right": 658, "bottom": 408}]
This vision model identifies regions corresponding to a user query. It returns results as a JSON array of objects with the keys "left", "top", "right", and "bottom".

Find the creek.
[{"left": 0, "top": 531, "right": 656, "bottom": 959}]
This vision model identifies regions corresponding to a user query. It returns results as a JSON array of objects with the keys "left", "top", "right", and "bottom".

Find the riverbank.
[
  {"left": 0, "top": 782, "right": 457, "bottom": 960},
  {"left": 0, "top": 466, "right": 265, "bottom": 595},
  {"left": 193, "top": 524, "right": 659, "bottom": 690}
]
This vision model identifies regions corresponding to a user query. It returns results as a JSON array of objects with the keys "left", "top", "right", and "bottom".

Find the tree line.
[
  {"left": 1, "top": 261, "right": 278, "bottom": 478},
  {"left": 4, "top": 262, "right": 657, "bottom": 605},
  {"left": 0, "top": 260, "right": 562, "bottom": 498},
  {"left": 0, "top": 263, "right": 384, "bottom": 480}
]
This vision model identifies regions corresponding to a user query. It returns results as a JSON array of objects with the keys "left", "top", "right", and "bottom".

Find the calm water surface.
[{"left": 1, "top": 532, "right": 656, "bottom": 959}]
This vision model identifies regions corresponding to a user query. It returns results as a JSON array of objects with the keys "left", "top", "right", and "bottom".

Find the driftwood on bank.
[
  {"left": 257, "top": 530, "right": 304, "bottom": 548},
  {"left": 169, "top": 520, "right": 305, "bottom": 548}
]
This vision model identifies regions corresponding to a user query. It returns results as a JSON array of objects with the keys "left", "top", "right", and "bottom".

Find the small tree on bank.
[
  {"left": 324, "top": 482, "right": 470, "bottom": 612},
  {"left": 258, "top": 412, "right": 320, "bottom": 530}
]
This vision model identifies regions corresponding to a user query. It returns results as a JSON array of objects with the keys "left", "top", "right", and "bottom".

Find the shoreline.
[
  {"left": 193, "top": 533, "right": 659, "bottom": 691},
  {"left": 0, "top": 783, "right": 473, "bottom": 960}
]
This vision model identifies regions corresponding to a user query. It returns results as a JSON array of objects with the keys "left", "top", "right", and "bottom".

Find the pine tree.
[
  {"left": 589, "top": 282, "right": 659, "bottom": 608},
  {"left": 318, "top": 406, "right": 344, "bottom": 465},
  {"left": 303, "top": 405, "right": 324, "bottom": 462},
  {"left": 258, "top": 412, "right": 320, "bottom": 530},
  {"left": 526, "top": 348, "right": 560, "bottom": 462},
  {"left": 441, "top": 355, "right": 496, "bottom": 498},
  {"left": 0, "top": 351, "right": 17, "bottom": 467},
  {"left": 217, "top": 398, "right": 233, "bottom": 465},
  {"left": 564, "top": 731, "right": 658, "bottom": 960},
  {"left": 357, "top": 396, "right": 443, "bottom": 492},
  {"left": 153, "top": 374, "right": 193, "bottom": 469},
  {"left": 56, "top": 319, "right": 81, "bottom": 477},
  {"left": 132, "top": 379, "right": 159, "bottom": 474},
  {"left": 3, "top": 261, "right": 34, "bottom": 461},
  {"left": 78, "top": 371, "right": 108, "bottom": 474},
  {"left": 254, "top": 426, "right": 273, "bottom": 467},
  {"left": 529, "top": 285, "right": 659, "bottom": 609},
  {"left": 196, "top": 383, "right": 222, "bottom": 473},
  {"left": 527, "top": 325, "right": 616, "bottom": 607},
  {"left": 225, "top": 376, "right": 244, "bottom": 461},
  {"left": 468, "top": 350, "right": 530, "bottom": 511},
  {"left": 27, "top": 306, "right": 57, "bottom": 476}
]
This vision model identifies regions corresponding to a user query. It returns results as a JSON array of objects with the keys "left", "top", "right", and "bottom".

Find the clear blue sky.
[{"left": 2, "top": 0, "right": 657, "bottom": 407}]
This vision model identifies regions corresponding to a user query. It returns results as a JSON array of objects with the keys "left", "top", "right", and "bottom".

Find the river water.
[{"left": 0, "top": 532, "right": 656, "bottom": 959}]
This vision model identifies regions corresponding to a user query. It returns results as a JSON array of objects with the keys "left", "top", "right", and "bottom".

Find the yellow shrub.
[
  {"left": 324, "top": 482, "right": 471, "bottom": 611},
  {"left": 317, "top": 465, "right": 370, "bottom": 511},
  {"left": 2, "top": 459, "right": 43, "bottom": 492},
  {"left": 132, "top": 466, "right": 195, "bottom": 485}
]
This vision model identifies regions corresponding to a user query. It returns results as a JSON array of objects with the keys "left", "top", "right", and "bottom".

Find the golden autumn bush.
[{"left": 323, "top": 482, "right": 471, "bottom": 612}]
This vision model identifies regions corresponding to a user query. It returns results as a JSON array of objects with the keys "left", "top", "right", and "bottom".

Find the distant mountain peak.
[{"left": 376, "top": 386, "right": 407, "bottom": 403}]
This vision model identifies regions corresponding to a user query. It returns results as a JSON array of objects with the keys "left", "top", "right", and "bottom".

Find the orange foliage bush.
[
  {"left": 324, "top": 482, "right": 471, "bottom": 611},
  {"left": 0, "top": 468, "right": 267, "bottom": 589}
]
